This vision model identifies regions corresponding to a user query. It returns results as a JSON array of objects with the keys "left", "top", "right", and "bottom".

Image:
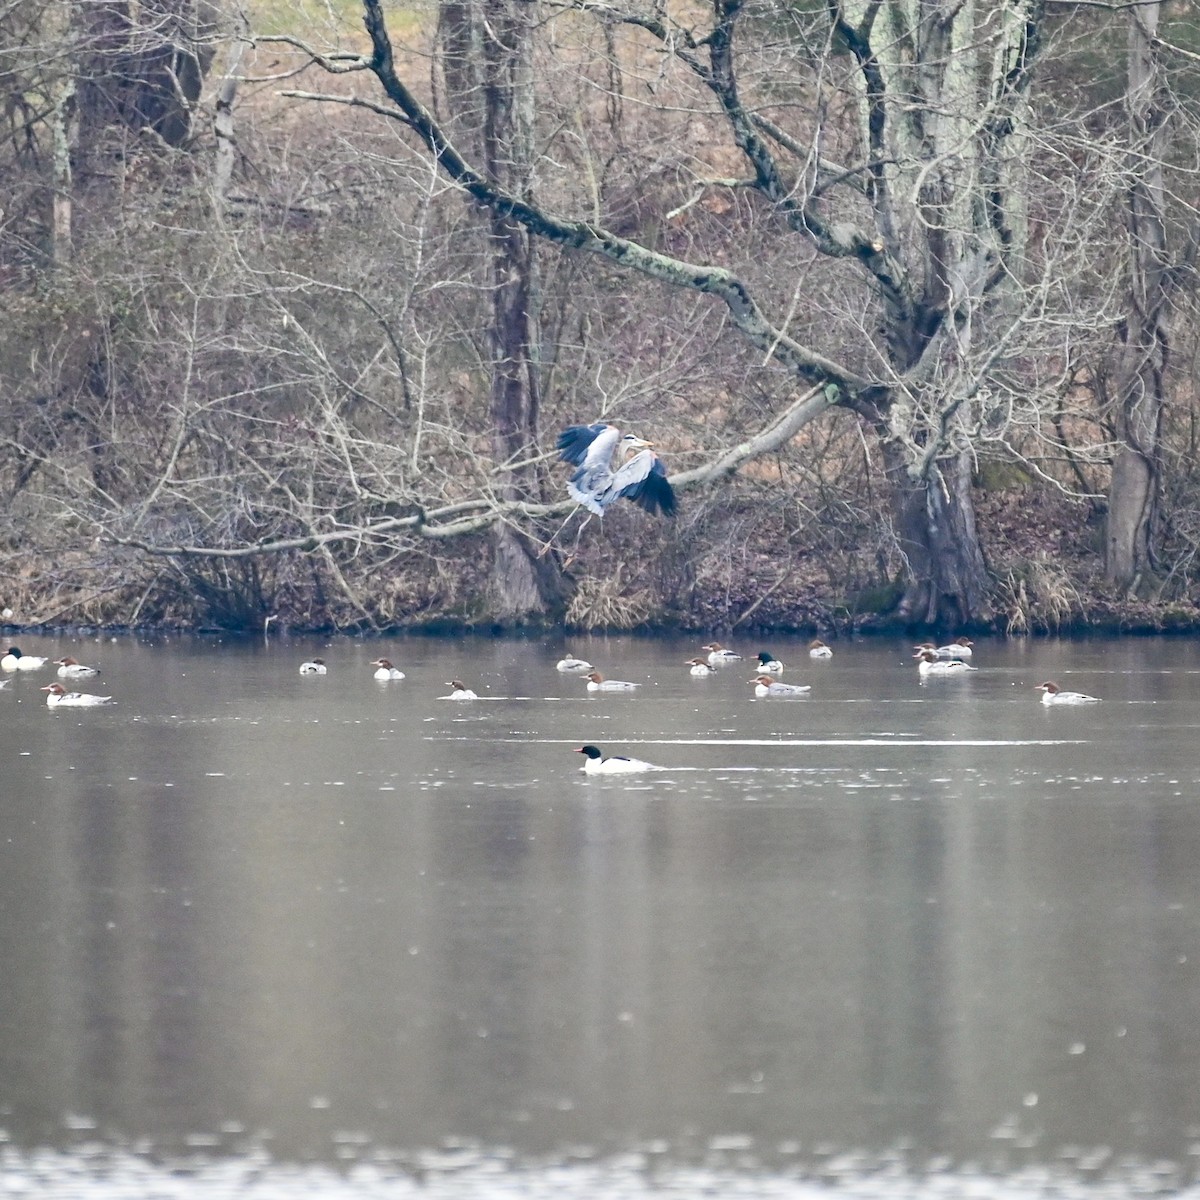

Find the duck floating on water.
[
  {"left": 808, "top": 639, "right": 833, "bottom": 659},
  {"left": 750, "top": 674, "right": 810, "bottom": 698},
  {"left": 445, "top": 680, "right": 478, "bottom": 700},
  {"left": 41, "top": 683, "right": 114, "bottom": 707},
  {"left": 702, "top": 642, "right": 742, "bottom": 666},
  {"left": 54, "top": 656, "right": 100, "bottom": 678},
  {"left": 556, "top": 423, "right": 676, "bottom": 517},
  {"left": 585, "top": 672, "right": 639, "bottom": 692},
  {"left": 575, "top": 744, "right": 658, "bottom": 774},
  {"left": 755, "top": 651, "right": 784, "bottom": 674},
  {"left": 2, "top": 646, "right": 48, "bottom": 671},
  {"left": 1037, "top": 681, "right": 1101, "bottom": 705},
  {"left": 299, "top": 658, "right": 327, "bottom": 675},
  {"left": 371, "top": 658, "right": 406, "bottom": 680},
  {"left": 686, "top": 657, "right": 715, "bottom": 677},
  {"left": 556, "top": 654, "right": 594, "bottom": 674},
  {"left": 937, "top": 637, "right": 974, "bottom": 659},
  {"left": 915, "top": 650, "right": 977, "bottom": 677}
]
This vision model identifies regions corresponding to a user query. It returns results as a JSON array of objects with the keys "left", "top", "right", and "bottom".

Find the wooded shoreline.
[{"left": 4, "top": 0, "right": 1200, "bottom": 640}]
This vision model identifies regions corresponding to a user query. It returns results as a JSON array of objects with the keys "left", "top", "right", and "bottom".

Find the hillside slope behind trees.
[{"left": 2, "top": 0, "right": 1200, "bottom": 634}]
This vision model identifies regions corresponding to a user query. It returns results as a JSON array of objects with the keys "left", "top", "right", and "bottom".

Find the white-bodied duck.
[
  {"left": 702, "top": 642, "right": 742, "bottom": 666},
  {"left": 42, "top": 683, "right": 114, "bottom": 707},
  {"left": 936, "top": 637, "right": 974, "bottom": 659},
  {"left": 808, "top": 639, "right": 833, "bottom": 659},
  {"left": 585, "top": 671, "right": 639, "bottom": 692},
  {"left": 556, "top": 654, "right": 594, "bottom": 674},
  {"left": 750, "top": 674, "right": 811, "bottom": 698},
  {"left": 686, "top": 657, "right": 715, "bottom": 677},
  {"left": 915, "top": 649, "right": 977, "bottom": 677},
  {"left": 445, "top": 680, "right": 478, "bottom": 700},
  {"left": 371, "top": 658, "right": 406, "bottom": 680},
  {"left": 54, "top": 656, "right": 100, "bottom": 678},
  {"left": 2, "top": 646, "right": 48, "bottom": 671},
  {"left": 299, "top": 658, "right": 328, "bottom": 675},
  {"left": 1037, "top": 681, "right": 1101, "bottom": 705},
  {"left": 575, "top": 744, "right": 658, "bottom": 774},
  {"left": 755, "top": 651, "right": 784, "bottom": 674}
]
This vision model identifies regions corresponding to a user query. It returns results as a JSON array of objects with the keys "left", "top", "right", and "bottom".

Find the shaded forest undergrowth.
[{"left": 3, "top": 477, "right": 1199, "bottom": 637}]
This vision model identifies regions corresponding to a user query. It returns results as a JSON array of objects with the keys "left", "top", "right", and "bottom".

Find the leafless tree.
[
  {"left": 273, "top": 0, "right": 1134, "bottom": 625},
  {"left": 1104, "top": 0, "right": 1172, "bottom": 595}
]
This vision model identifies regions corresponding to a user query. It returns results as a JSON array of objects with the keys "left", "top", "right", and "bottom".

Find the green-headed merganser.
[
  {"left": 755, "top": 651, "right": 784, "bottom": 674},
  {"left": 575, "top": 744, "right": 658, "bottom": 774},
  {"left": 585, "top": 671, "right": 639, "bottom": 692},
  {"left": 41, "top": 683, "right": 114, "bottom": 707},
  {"left": 750, "top": 674, "right": 810, "bottom": 698},
  {"left": 556, "top": 654, "right": 594, "bottom": 674},
  {"left": 1037, "top": 680, "right": 1101, "bottom": 705},
  {"left": 2, "top": 646, "right": 49, "bottom": 671},
  {"left": 686, "top": 657, "right": 715, "bottom": 676},
  {"left": 808, "top": 639, "right": 833, "bottom": 659},
  {"left": 556, "top": 423, "right": 676, "bottom": 518},
  {"left": 915, "top": 649, "right": 977, "bottom": 676},
  {"left": 702, "top": 642, "right": 742, "bottom": 666},
  {"left": 445, "top": 680, "right": 478, "bottom": 700},
  {"left": 299, "top": 658, "right": 327, "bottom": 675},
  {"left": 54, "top": 656, "right": 100, "bottom": 678},
  {"left": 371, "top": 658, "right": 406, "bottom": 680}
]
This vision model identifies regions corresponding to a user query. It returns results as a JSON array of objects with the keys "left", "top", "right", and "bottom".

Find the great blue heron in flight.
[{"left": 556, "top": 423, "right": 677, "bottom": 518}]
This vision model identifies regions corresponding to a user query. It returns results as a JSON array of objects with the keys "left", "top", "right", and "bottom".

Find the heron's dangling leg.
[
  {"left": 536, "top": 507, "right": 589, "bottom": 558},
  {"left": 566, "top": 514, "right": 595, "bottom": 565}
]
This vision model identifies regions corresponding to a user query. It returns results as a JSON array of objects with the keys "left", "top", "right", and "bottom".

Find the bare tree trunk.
[
  {"left": 1105, "top": 0, "right": 1170, "bottom": 593},
  {"left": 50, "top": 76, "right": 76, "bottom": 265},
  {"left": 440, "top": 0, "right": 566, "bottom": 620},
  {"left": 879, "top": 438, "right": 991, "bottom": 627},
  {"left": 212, "top": 35, "right": 247, "bottom": 207}
]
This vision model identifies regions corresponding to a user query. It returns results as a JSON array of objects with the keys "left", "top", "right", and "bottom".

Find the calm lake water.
[{"left": 2, "top": 631, "right": 1200, "bottom": 1199}]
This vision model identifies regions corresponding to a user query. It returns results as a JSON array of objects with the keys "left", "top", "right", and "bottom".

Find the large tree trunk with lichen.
[{"left": 1105, "top": 0, "right": 1169, "bottom": 594}]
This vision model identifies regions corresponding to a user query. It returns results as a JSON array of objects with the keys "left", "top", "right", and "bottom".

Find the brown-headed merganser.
[
  {"left": 41, "top": 683, "right": 114, "bottom": 707},
  {"left": 750, "top": 674, "right": 810, "bottom": 698}
]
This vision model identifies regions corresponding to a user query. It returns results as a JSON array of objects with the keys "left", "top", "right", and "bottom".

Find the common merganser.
[
  {"left": 750, "top": 674, "right": 811, "bottom": 698},
  {"left": 1037, "top": 680, "right": 1101, "bottom": 705},
  {"left": 755, "top": 651, "right": 784, "bottom": 674},
  {"left": 2, "top": 646, "right": 49, "bottom": 671},
  {"left": 686, "top": 657, "right": 715, "bottom": 676},
  {"left": 575, "top": 744, "right": 658, "bottom": 774},
  {"left": 299, "top": 658, "right": 328, "bottom": 675},
  {"left": 371, "top": 658, "right": 406, "bottom": 680},
  {"left": 585, "top": 671, "right": 639, "bottom": 692},
  {"left": 937, "top": 637, "right": 974, "bottom": 659},
  {"left": 54, "top": 656, "right": 100, "bottom": 678},
  {"left": 41, "top": 683, "right": 114, "bottom": 707},
  {"left": 808, "top": 639, "right": 833, "bottom": 659},
  {"left": 702, "top": 642, "right": 742, "bottom": 666},
  {"left": 445, "top": 680, "right": 478, "bottom": 700},
  {"left": 556, "top": 654, "right": 594, "bottom": 674},
  {"left": 556, "top": 424, "right": 676, "bottom": 518},
  {"left": 915, "top": 649, "right": 977, "bottom": 676}
]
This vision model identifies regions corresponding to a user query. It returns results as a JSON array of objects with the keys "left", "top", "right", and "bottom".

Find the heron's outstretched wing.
[
  {"left": 603, "top": 450, "right": 677, "bottom": 517},
  {"left": 556, "top": 423, "right": 613, "bottom": 466}
]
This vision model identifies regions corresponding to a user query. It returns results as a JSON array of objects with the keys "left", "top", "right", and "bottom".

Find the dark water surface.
[{"left": 2, "top": 632, "right": 1200, "bottom": 1197}]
